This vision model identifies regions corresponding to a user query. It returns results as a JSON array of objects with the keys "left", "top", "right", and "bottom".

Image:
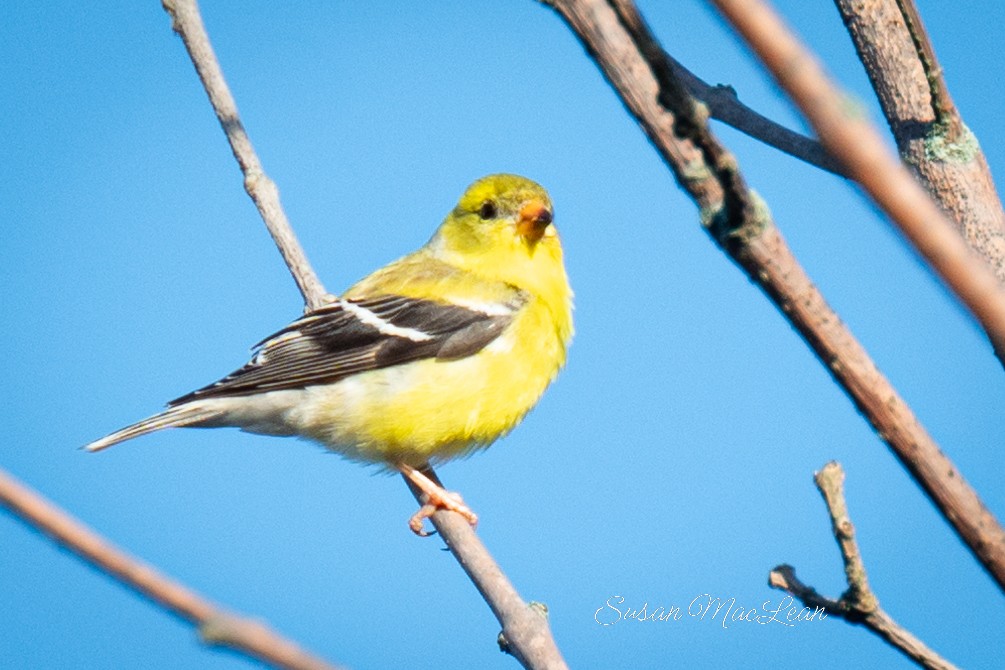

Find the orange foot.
[{"left": 398, "top": 464, "right": 479, "bottom": 536}]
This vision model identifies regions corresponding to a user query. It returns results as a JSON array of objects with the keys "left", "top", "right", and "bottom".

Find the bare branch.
[
  {"left": 769, "top": 463, "right": 960, "bottom": 670},
  {"left": 161, "top": 0, "right": 329, "bottom": 310},
  {"left": 665, "top": 51, "right": 846, "bottom": 176},
  {"left": 706, "top": 0, "right": 1005, "bottom": 590},
  {"left": 404, "top": 469, "right": 569, "bottom": 670},
  {"left": 0, "top": 469, "right": 343, "bottom": 670},
  {"left": 542, "top": 0, "right": 1005, "bottom": 591},
  {"left": 891, "top": 0, "right": 960, "bottom": 137},
  {"left": 813, "top": 462, "right": 877, "bottom": 614},
  {"left": 708, "top": 0, "right": 1005, "bottom": 357},
  {"left": 768, "top": 565, "right": 843, "bottom": 613},
  {"left": 162, "top": 1, "right": 568, "bottom": 666},
  {"left": 834, "top": 0, "right": 1005, "bottom": 296}
]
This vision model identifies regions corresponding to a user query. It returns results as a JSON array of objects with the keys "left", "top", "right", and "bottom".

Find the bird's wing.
[{"left": 169, "top": 294, "right": 523, "bottom": 405}]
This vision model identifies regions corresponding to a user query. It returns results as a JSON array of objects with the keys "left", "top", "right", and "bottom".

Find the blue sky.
[{"left": 3, "top": 1, "right": 1003, "bottom": 668}]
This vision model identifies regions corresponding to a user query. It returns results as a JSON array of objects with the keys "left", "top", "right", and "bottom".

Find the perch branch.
[
  {"left": 0, "top": 469, "right": 343, "bottom": 670},
  {"left": 161, "top": 0, "right": 329, "bottom": 310},
  {"left": 769, "top": 463, "right": 959, "bottom": 670},
  {"left": 542, "top": 0, "right": 1005, "bottom": 590},
  {"left": 164, "top": 1, "right": 568, "bottom": 667},
  {"left": 405, "top": 468, "right": 569, "bottom": 670}
]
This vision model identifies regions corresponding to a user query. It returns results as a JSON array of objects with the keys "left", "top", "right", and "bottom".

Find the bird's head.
[
  {"left": 432, "top": 173, "right": 560, "bottom": 261},
  {"left": 427, "top": 173, "right": 571, "bottom": 331}
]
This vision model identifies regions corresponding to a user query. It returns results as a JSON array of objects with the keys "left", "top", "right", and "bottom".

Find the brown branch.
[
  {"left": 0, "top": 469, "right": 343, "bottom": 670},
  {"left": 665, "top": 51, "right": 846, "bottom": 176},
  {"left": 162, "top": 1, "right": 567, "bottom": 667},
  {"left": 542, "top": 0, "right": 1005, "bottom": 591},
  {"left": 706, "top": 0, "right": 1005, "bottom": 589},
  {"left": 813, "top": 463, "right": 878, "bottom": 614},
  {"left": 161, "top": 0, "right": 329, "bottom": 310},
  {"left": 892, "top": 0, "right": 960, "bottom": 138},
  {"left": 834, "top": 0, "right": 1005, "bottom": 296},
  {"left": 707, "top": 0, "right": 1005, "bottom": 358},
  {"left": 405, "top": 469, "right": 569, "bottom": 670},
  {"left": 769, "top": 463, "right": 959, "bottom": 670}
]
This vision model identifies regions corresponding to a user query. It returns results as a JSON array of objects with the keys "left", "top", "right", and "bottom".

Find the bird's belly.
[{"left": 291, "top": 327, "right": 564, "bottom": 466}]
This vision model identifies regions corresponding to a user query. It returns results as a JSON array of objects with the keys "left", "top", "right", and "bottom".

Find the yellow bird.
[{"left": 85, "top": 174, "right": 574, "bottom": 534}]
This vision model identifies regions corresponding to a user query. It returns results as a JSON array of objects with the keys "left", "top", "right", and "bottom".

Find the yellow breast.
[{"left": 294, "top": 298, "right": 567, "bottom": 466}]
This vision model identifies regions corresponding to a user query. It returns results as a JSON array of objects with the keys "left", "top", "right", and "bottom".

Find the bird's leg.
[{"left": 398, "top": 464, "right": 479, "bottom": 536}]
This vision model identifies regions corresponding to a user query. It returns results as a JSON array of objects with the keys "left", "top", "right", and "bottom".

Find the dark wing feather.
[{"left": 170, "top": 294, "right": 520, "bottom": 405}]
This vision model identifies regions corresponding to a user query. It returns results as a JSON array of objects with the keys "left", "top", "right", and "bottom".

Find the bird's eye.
[{"left": 478, "top": 200, "right": 498, "bottom": 220}]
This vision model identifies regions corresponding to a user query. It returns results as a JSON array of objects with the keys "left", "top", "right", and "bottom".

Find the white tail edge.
[{"left": 84, "top": 404, "right": 222, "bottom": 452}]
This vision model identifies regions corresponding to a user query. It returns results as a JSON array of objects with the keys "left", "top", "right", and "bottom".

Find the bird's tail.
[{"left": 84, "top": 403, "right": 223, "bottom": 452}]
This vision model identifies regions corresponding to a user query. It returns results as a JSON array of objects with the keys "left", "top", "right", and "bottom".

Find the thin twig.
[
  {"left": 542, "top": 0, "right": 1005, "bottom": 592},
  {"left": 813, "top": 462, "right": 877, "bottom": 614},
  {"left": 610, "top": 0, "right": 846, "bottom": 183},
  {"left": 833, "top": 0, "right": 1005, "bottom": 309},
  {"left": 708, "top": 0, "right": 1005, "bottom": 357},
  {"left": 163, "top": 1, "right": 568, "bottom": 666},
  {"left": 665, "top": 49, "right": 845, "bottom": 176},
  {"left": 161, "top": 0, "right": 329, "bottom": 310},
  {"left": 769, "top": 463, "right": 959, "bottom": 670},
  {"left": 0, "top": 469, "right": 343, "bottom": 670}
]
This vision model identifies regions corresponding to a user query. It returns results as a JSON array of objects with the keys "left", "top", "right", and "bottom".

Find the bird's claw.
[{"left": 408, "top": 489, "right": 478, "bottom": 537}]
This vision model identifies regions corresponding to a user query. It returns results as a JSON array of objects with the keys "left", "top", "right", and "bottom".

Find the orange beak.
[{"left": 516, "top": 200, "right": 553, "bottom": 243}]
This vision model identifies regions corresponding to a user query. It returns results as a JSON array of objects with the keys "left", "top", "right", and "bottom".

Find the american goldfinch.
[{"left": 86, "top": 174, "right": 573, "bottom": 534}]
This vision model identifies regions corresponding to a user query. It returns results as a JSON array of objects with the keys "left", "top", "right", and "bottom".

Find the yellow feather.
[
  {"left": 308, "top": 173, "right": 574, "bottom": 465},
  {"left": 87, "top": 174, "right": 573, "bottom": 480}
]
